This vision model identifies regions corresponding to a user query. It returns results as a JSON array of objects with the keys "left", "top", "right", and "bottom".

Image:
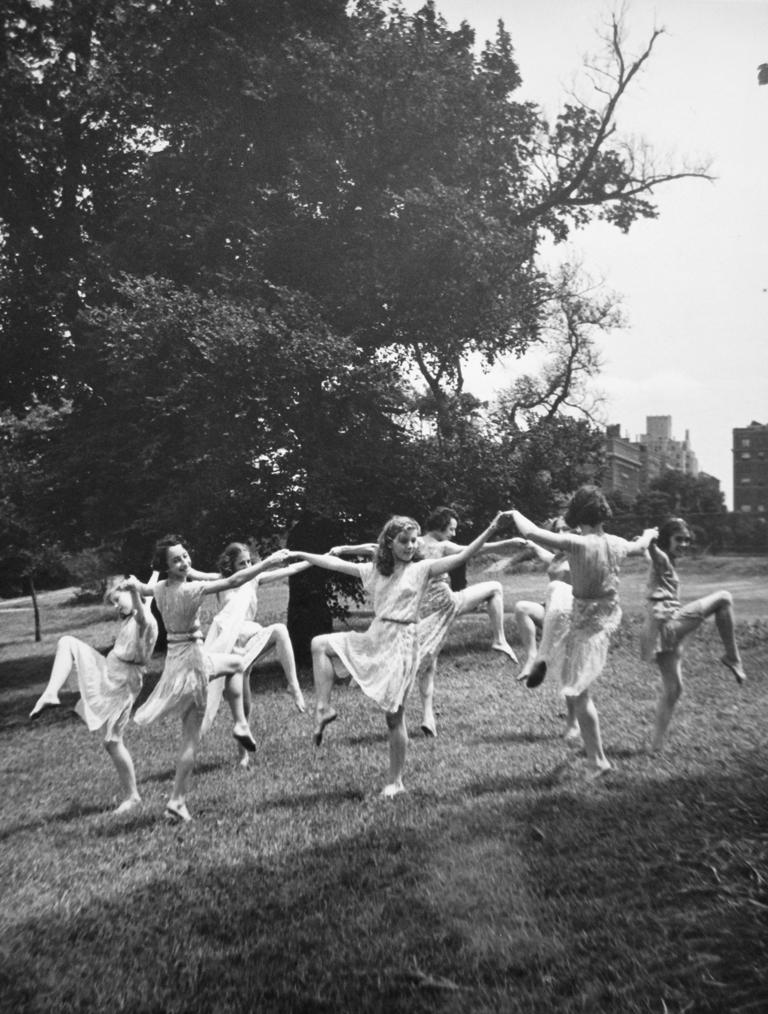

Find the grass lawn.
[{"left": 1, "top": 557, "right": 767, "bottom": 1013}]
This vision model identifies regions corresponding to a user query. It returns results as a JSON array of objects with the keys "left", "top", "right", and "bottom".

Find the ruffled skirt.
[
  {"left": 561, "top": 597, "right": 622, "bottom": 698},
  {"left": 64, "top": 640, "right": 143, "bottom": 742}
]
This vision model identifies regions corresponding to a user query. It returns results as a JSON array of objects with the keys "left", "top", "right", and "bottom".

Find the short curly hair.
[
  {"left": 564, "top": 486, "right": 612, "bottom": 529},
  {"left": 151, "top": 534, "right": 188, "bottom": 577},
  {"left": 217, "top": 541, "right": 253, "bottom": 577},
  {"left": 424, "top": 506, "right": 458, "bottom": 534},
  {"left": 374, "top": 516, "right": 422, "bottom": 576}
]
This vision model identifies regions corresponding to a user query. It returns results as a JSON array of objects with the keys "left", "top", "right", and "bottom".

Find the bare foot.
[
  {"left": 30, "top": 695, "right": 61, "bottom": 720},
  {"left": 380, "top": 781, "right": 405, "bottom": 798},
  {"left": 291, "top": 688, "right": 306, "bottom": 713},
  {"left": 721, "top": 655, "right": 747, "bottom": 685},
  {"left": 114, "top": 797, "right": 141, "bottom": 815},
  {"left": 563, "top": 724, "right": 581, "bottom": 743},
  {"left": 491, "top": 642, "right": 519, "bottom": 664},
  {"left": 313, "top": 707, "right": 337, "bottom": 747},
  {"left": 165, "top": 801, "right": 192, "bottom": 823},
  {"left": 515, "top": 669, "right": 532, "bottom": 683},
  {"left": 238, "top": 747, "right": 251, "bottom": 769}
]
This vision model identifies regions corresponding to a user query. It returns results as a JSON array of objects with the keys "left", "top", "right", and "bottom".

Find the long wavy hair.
[
  {"left": 151, "top": 533, "right": 188, "bottom": 578},
  {"left": 217, "top": 541, "right": 253, "bottom": 577},
  {"left": 564, "top": 486, "right": 612, "bottom": 529},
  {"left": 657, "top": 517, "right": 692, "bottom": 556},
  {"left": 374, "top": 515, "right": 422, "bottom": 576}
]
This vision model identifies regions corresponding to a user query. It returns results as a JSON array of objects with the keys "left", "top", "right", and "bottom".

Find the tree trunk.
[
  {"left": 286, "top": 514, "right": 339, "bottom": 665},
  {"left": 28, "top": 575, "right": 41, "bottom": 642}
]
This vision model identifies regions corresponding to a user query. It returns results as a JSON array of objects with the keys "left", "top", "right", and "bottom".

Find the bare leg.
[
  {"left": 30, "top": 636, "right": 79, "bottom": 717},
  {"left": 651, "top": 651, "right": 683, "bottom": 753},
  {"left": 419, "top": 659, "right": 437, "bottom": 737},
  {"left": 218, "top": 661, "right": 256, "bottom": 751},
  {"left": 563, "top": 697, "right": 580, "bottom": 741},
  {"left": 704, "top": 591, "right": 746, "bottom": 683},
  {"left": 269, "top": 625, "right": 305, "bottom": 711},
  {"left": 514, "top": 601, "right": 543, "bottom": 680},
  {"left": 311, "top": 634, "right": 338, "bottom": 746},
  {"left": 457, "top": 581, "right": 518, "bottom": 662},
  {"left": 571, "top": 690, "right": 611, "bottom": 776},
  {"left": 167, "top": 706, "right": 203, "bottom": 821},
  {"left": 105, "top": 738, "right": 141, "bottom": 813},
  {"left": 382, "top": 706, "right": 407, "bottom": 796}
]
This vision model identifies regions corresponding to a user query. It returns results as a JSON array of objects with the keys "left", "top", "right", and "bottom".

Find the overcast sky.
[{"left": 403, "top": 0, "right": 768, "bottom": 507}]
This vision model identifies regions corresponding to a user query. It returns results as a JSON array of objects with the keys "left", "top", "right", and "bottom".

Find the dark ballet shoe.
[
  {"left": 30, "top": 699, "right": 60, "bottom": 720},
  {"left": 313, "top": 710, "right": 337, "bottom": 747},
  {"left": 420, "top": 720, "right": 437, "bottom": 738},
  {"left": 233, "top": 730, "right": 257, "bottom": 752},
  {"left": 526, "top": 660, "right": 547, "bottom": 689}
]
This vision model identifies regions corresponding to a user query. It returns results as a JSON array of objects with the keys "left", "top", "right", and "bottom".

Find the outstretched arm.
[
  {"left": 288, "top": 550, "right": 365, "bottom": 579},
  {"left": 257, "top": 560, "right": 314, "bottom": 583},
  {"left": 427, "top": 513, "right": 505, "bottom": 578},
  {"left": 200, "top": 549, "right": 293, "bottom": 595},
  {"left": 329, "top": 543, "right": 377, "bottom": 557},
  {"left": 119, "top": 575, "right": 155, "bottom": 599},
  {"left": 439, "top": 536, "right": 537, "bottom": 558},
  {"left": 626, "top": 528, "right": 658, "bottom": 557},
  {"left": 187, "top": 567, "right": 220, "bottom": 581},
  {"left": 509, "top": 510, "right": 568, "bottom": 553}
]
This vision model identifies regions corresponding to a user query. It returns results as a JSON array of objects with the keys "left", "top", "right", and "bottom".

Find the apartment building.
[{"left": 733, "top": 421, "right": 768, "bottom": 515}]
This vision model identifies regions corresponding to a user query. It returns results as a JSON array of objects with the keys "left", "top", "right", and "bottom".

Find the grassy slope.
[{"left": 1, "top": 561, "right": 766, "bottom": 1013}]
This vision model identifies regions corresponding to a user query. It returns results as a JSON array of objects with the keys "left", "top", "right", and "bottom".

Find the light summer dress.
[
  {"left": 414, "top": 538, "right": 472, "bottom": 666},
  {"left": 63, "top": 613, "right": 158, "bottom": 741},
  {"left": 639, "top": 541, "right": 706, "bottom": 661},
  {"left": 326, "top": 559, "right": 450, "bottom": 713},
  {"left": 200, "top": 580, "right": 277, "bottom": 734},
  {"left": 133, "top": 580, "right": 221, "bottom": 724},
  {"left": 559, "top": 533, "right": 633, "bottom": 698}
]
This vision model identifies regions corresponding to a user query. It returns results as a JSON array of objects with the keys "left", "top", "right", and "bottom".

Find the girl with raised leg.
[
  {"left": 122, "top": 535, "right": 290, "bottom": 822},
  {"left": 30, "top": 577, "right": 158, "bottom": 815},
  {"left": 641, "top": 517, "right": 746, "bottom": 752},
  {"left": 511, "top": 488, "right": 656, "bottom": 777},
  {"left": 199, "top": 542, "right": 309, "bottom": 767},
  {"left": 293, "top": 512, "right": 507, "bottom": 796}
]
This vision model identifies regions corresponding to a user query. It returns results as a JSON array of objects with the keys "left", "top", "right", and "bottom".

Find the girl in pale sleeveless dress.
[
  {"left": 330, "top": 506, "right": 520, "bottom": 737},
  {"left": 511, "top": 487, "right": 657, "bottom": 777},
  {"left": 122, "top": 535, "right": 290, "bottom": 822},
  {"left": 641, "top": 517, "right": 746, "bottom": 752},
  {"left": 291, "top": 512, "right": 507, "bottom": 796},
  {"left": 199, "top": 541, "right": 308, "bottom": 767},
  {"left": 30, "top": 578, "right": 158, "bottom": 814}
]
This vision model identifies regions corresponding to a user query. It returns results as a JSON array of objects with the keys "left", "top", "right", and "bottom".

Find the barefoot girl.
[
  {"left": 292, "top": 512, "right": 506, "bottom": 796},
  {"left": 122, "top": 535, "right": 289, "bottom": 821},
  {"left": 199, "top": 541, "right": 309, "bottom": 767},
  {"left": 641, "top": 517, "right": 747, "bottom": 752},
  {"left": 30, "top": 577, "right": 158, "bottom": 814},
  {"left": 510, "top": 487, "right": 656, "bottom": 777}
]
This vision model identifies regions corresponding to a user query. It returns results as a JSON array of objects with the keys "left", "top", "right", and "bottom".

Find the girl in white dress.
[
  {"left": 122, "top": 535, "right": 290, "bottom": 822},
  {"left": 199, "top": 541, "right": 309, "bottom": 767},
  {"left": 330, "top": 507, "right": 521, "bottom": 737},
  {"left": 291, "top": 512, "right": 506, "bottom": 797},
  {"left": 511, "top": 487, "right": 656, "bottom": 777},
  {"left": 29, "top": 578, "right": 158, "bottom": 814},
  {"left": 641, "top": 517, "right": 746, "bottom": 752}
]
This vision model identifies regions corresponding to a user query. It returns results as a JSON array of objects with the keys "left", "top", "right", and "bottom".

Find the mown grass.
[{"left": 1, "top": 560, "right": 767, "bottom": 1013}]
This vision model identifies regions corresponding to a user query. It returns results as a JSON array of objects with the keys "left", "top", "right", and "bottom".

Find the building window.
[
  {"left": 741, "top": 477, "right": 751, "bottom": 484},
  {"left": 758, "top": 505, "right": 766, "bottom": 513},
  {"left": 742, "top": 452, "right": 751, "bottom": 459},
  {"left": 742, "top": 438, "right": 751, "bottom": 447},
  {"left": 741, "top": 505, "right": 752, "bottom": 512}
]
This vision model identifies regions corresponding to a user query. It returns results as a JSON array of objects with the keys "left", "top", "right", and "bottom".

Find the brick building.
[
  {"left": 733, "top": 421, "right": 768, "bottom": 515},
  {"left": 603, "top": 416, "right": 701, "bottom": 500}
]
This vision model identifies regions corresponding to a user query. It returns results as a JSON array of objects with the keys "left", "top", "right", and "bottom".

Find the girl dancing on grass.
[
  {"left": 510, "top": 487, "right": 656, "bottom": 777},
  {"left": 199, "top": 541, "right": 309, "bottom": 768},
  {"left": 121, "top": 535, "right": 289, "bottom": 822},
  {"left": 641, "top": 517, "right": 746, "bottom": 752},
  {"left": 332, "top": 506, "right": 520, "bottom": 737},
  {"left": 291, "top": 512, "right": 507, "bottom": 797},
  {"left": 30, "top": 577, "right": 158, "bottom": 815}
]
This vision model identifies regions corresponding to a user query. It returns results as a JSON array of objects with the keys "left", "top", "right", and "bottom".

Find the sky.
[{"left": 403, "top": 0, "right": 768, "bottom": 507}]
